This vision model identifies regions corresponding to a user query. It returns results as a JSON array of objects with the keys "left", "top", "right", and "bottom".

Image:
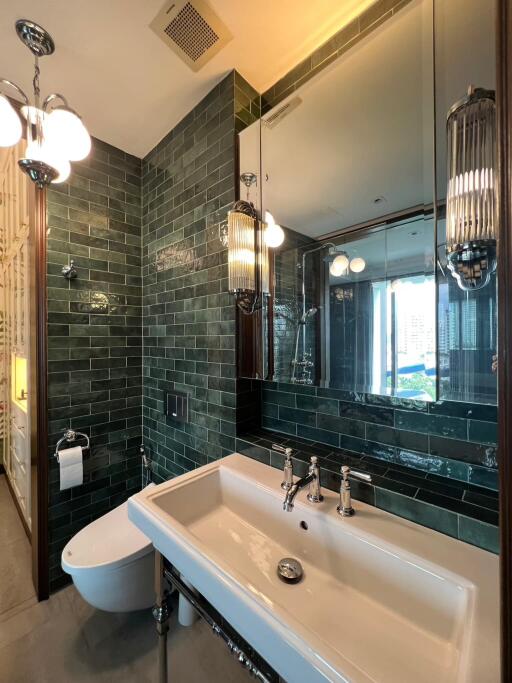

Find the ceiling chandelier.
[{"left": 0, "top": 20, "right": 91, "bottom": 189}]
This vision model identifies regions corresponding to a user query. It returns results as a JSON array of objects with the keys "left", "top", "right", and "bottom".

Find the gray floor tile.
[
  {"left": 0, "top": 474, "right": 36, "bottom": 617},
  {"left": 0, "top": 475, "right": 27, "bottom": 546},
  {"left": 0, "top": 585, "right": 253, "bottom": 683}
]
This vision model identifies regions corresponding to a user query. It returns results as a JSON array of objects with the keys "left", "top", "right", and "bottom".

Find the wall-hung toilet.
[{"left": 61, "top": 498, "right": 155, "bottom": 612}]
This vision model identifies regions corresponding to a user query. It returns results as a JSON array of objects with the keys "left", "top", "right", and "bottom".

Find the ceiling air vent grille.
[
  {"left": 150, "top": 0, "right": 232, "bottom": 72},
  {"left": 263, "top": 97, "right": 303, "bottom": 128},
  {"left": 164, "top": 3, "right": 218, "bottom": 62}
]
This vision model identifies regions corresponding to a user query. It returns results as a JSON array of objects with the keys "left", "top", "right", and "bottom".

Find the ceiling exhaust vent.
[
  {"left": 262, "top": 97, "right": 303, "bottom": 129},
  {"left": 150, "top": 0, "right": 232, "bottom": 72}
]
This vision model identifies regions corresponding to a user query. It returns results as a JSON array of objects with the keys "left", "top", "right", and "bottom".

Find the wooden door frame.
[
  {"left": 29, "top": 186, "right": 49, "bottom": 600},
  {"left": 497, "top": 0, "right": 512, "bottom": 679}
]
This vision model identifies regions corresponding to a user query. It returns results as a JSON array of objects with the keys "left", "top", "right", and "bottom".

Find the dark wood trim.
[
  {"left": 320, "top": 205, "right": 434, "bottom": 245},
  {"left": 30, "top": 187, "right": 49, "bottom": 601},
  {"left": 497, "top": 0, "right": 512, "bottom": 679},
  {"left": 267, "top": 253, "right": 275, "bottom": 381},
  {"left": 4, "top": 469, "right": 31, "bottom": 540}
]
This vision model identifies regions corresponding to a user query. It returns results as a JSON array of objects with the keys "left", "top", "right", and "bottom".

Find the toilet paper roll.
[{"left": 59, "top": 445, "right": 83, "bottom": 491}]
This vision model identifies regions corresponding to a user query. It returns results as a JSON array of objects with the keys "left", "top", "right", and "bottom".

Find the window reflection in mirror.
[{"left": 273, "top": 214, "right": 436, "bottom": 399}]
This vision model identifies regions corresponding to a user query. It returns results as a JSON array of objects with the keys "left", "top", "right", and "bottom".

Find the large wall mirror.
[{"left": 238, "top": 0, "right": 496, "bottom": 406}]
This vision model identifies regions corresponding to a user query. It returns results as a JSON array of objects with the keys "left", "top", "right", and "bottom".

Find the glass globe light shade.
[
  {"left": 349, "top": 257, "right": 366, "bottom": 273},
  {"left": 48, "top": 156, "right": 71, "bottom": 184},
  {"left": 329, "top": 254, "right": 349, "bottom": 276},
  {"left": 0, "top": 95, "right": 22, "bottom": 147},
  {"left": 25, "top": 141, "right": 71, "bottom": 184},
  {"left": 21, "top": 105, "right": 47, "bottom": 126},
  {"left": 44, "top": 108, "right": 91, "bottom": 161},
  {"left": 25, "top": 140, "right": 45, "bottom": 162},
  {"left": 264, "top": 211, "right": 285, "bottom": 248}
]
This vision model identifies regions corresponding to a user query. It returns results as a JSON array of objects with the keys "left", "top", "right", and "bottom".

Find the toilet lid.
[{"left": 62, "top": 499, "right": 153, "bottom": 573}]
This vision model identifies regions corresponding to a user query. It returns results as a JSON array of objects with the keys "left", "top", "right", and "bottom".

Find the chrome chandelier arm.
[
  {"left": 42, "top": 92, "right": 69, "bottom": 112},
  {"left": 0, "top": 78, "right": 29, "bottom": 105}
]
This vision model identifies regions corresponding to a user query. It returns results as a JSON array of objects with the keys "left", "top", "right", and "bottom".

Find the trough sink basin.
[{"left": 128, "top": 454, "right": 499, "bottom": 683}]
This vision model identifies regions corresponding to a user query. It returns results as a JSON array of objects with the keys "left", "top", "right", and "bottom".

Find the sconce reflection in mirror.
[
  {"left": 264, "top": 211, "right": 284, "bottom": 248},
  {"left": 328, "top": 251, "right": 366, "bottom": 276},
  {"left": 349, "top": 257, "right": 366, "bottom": 273},
  {"left": 446, "top": 86, "right": 496, "bottom": 291},
  {"left": 329, "top": 253, "right": 349, "bottom": 276}
]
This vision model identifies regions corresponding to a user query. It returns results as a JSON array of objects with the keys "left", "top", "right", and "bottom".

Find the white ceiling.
[{"left": 0, "top": 0, "right": 376, "bottom": 157}]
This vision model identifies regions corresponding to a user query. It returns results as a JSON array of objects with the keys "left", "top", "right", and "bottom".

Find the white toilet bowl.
[{"left": 61, "top": 496, "right": 155, "bottom": 612}]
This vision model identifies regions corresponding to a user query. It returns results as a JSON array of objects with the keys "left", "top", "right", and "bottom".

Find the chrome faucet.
[
  {"left": 272, "top": 444, "right": 294, "bottom": 490},
  {"left": 283, "top": 456, "right": 323, "bottom": 511},
  {"left": 337, "top": 465, "right": 372, "bottom": 516}
]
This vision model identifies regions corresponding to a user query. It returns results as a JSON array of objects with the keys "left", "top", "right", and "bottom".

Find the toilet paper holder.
[{"left": 54, "top": 429, "right": 90, "bottom": 463}]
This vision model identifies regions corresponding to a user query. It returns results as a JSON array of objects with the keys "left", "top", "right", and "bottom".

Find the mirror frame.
[{"left": 496, "top": 0, "right": 512, "bottom": 677}]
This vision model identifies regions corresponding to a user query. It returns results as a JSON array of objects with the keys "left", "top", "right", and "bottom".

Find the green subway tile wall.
[
  {"left": 261, "top": 384, "right": 498, "bottom": 489},
  {"left": 45, "top": 71, "right": 261, "bottom": 593},
  {"left": 142, "top": 72, "right": 260, "bottom": 481},
  {"left": 46, "top": 139, "right": 143, "bottom": 591}
]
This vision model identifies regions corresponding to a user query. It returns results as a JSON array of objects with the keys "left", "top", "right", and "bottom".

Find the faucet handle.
[
  {"left": 307, "top": 456, "right": 323, "bottom": 503},
  {"left": 278, "top": 446, "right": 294, "bottom": 491},
  {"left": 272, "top": 443, "right": 294, "bottom": 457},
  {"left": 341, "top": 465, "right": 372, "bottom": 483},
  {"left": 338, "top": 465, "right": 372, "bottom": 517}
]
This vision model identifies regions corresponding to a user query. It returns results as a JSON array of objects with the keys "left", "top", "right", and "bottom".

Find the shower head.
[{"left": 300, "top": 307, "right": 318, "bottom": 323}]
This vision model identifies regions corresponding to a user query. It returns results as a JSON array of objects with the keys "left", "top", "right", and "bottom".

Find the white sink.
[{"left": 128, "top": 454, "right": 499, "bottom": 683}]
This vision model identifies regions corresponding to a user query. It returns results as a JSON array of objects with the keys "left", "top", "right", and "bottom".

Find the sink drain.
[{"left": 277, "top": 557, "right": 304, "bottom": 584}]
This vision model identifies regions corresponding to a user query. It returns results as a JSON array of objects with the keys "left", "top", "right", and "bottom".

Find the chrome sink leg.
[{"left": 153, "top": 551, "right": 172, "bottom": 683}]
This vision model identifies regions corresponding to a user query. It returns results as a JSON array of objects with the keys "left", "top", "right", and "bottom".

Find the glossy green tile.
[
  {"left": 366, "top": 423, "right": 428, "bottom": 452},
  {"left": 375, "top": 488, "right": 458, "bottom": 538},
  {"left": 468, "top": 419, "right": 498, "bottom": 446},
  {"left": 395, "top": 411, "right": 467, "bottom": 439},
  {"left": 458, "top": 516, "right": 499, "bottom": 554},
  {"left": 296, "top": 395, "right": 338, "bottom": 415},
  {"left": 317, "top": 413, "right": 365, "bottom": 438}
]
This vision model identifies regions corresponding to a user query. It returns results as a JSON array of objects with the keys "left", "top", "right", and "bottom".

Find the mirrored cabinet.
[{"left": 235, "top": 0, "right": 497, "bottom": 409}]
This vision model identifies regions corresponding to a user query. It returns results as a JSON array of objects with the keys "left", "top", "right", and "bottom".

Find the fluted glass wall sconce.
[
  {"left": 227, "top": 173, "right": 260, "bottom": 313},
  {"left": 0, "top": 20, "right": 91, "bottom": 188},
  {"left": 228, "top": 204, "right": 257, "bottom": 293},
  {"left": 446, "top": 86, "right": 496, "bottom": 290},
  {"left": 227, "top": 173, "right": 280, "bottom": 313}
]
